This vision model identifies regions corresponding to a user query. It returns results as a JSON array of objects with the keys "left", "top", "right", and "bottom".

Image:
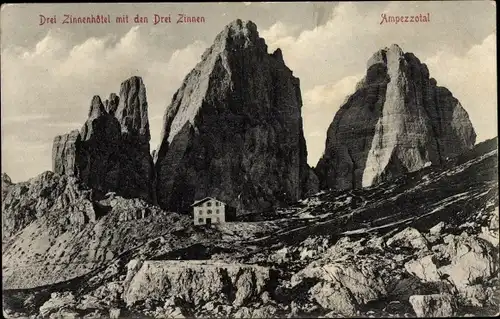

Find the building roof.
[{"left": 190, "top": 197, "right": 224, "bottom": 207}]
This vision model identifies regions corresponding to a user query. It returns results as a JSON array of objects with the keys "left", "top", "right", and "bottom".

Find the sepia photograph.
[{"left": 1, "top": 1, "right": 498, "bottom": 318}]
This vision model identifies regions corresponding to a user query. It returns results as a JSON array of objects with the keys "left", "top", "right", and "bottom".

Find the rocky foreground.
[{"left": 2, "top": 137, "right": 498, "bottom": 318}]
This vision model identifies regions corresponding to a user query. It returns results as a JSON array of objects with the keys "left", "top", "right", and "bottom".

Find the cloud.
[
  {"left": 259, "top": 22, "right": 298, "bottom": 45},
  {"left": 2, "top": 114, "right": 53, "bottom": 124},
  {"left": 301, "top": 74, "right": 363, "bottom": 166},
  {"left": 424, "top": 33, "right": 497, "bottom": 143},
  {"left": 44, "top": 122, "right": 83, "bottom": 129},
  {"left": 1, "top": 134, "right": 53, "bottom": 183},
  {"left": 308, "top": 131, "right": 322, "bottom": 137},
  {"left": 261, "top": 3, "right": 378, "bottom": 91},
  {"left": 303, "top": 75, "right": 362, "bottom": 110}
]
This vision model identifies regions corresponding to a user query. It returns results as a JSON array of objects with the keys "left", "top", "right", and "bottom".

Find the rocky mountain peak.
[
  {"left": 80, "top": 96, "right": 120, "bottom": 143},
  {"left": 316, "top": 44, "right": 476, "bottom": 191},
  {"left": 52, "top": 77, "right": 155, "bottom": 202},
  {"left": 200, "top": 19, "right": 268, "bottom": 63},
  {"left": 105, "top": 93, "right": 120, "bottom": 115},
  {"left": 154, "top": 20, "right": 317, "bottom": 213},
  {"left": 115, "top": 76, "right": 150, "bottom": 142},
  {"left": 386, "top": 43, "right": 404, "bottom": 54},
  {"left": 88, "top": 95, "right": 106, "bottom": 119},
  {"left": 272, "top": 48, "right": 285, "bottom": 63},
  {"left": 222, "top": 19, "right": 261, "bottom": 45}
]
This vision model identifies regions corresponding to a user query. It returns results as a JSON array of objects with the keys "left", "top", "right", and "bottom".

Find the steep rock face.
[
  {"left": 316, "top": 44, "right": 476, "bottom": 190},
  {"left": 52, "top": 77, "right": 155, "bottom": 202},
  {"left": 155, "top": 19, "right": 318, "bottom": 213},
  {"left": 78, "top": 95, "right": 122, "bottom": 196},
  {"left": 114, "top": 76, "right": 150, "bottom": 142},
  {"left": 52, "top": 130, "right": 81, "bottom": 177}
]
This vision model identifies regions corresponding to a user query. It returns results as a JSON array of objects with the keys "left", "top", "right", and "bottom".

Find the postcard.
[{"left": 1, "top": 2, "right": 498, "bottom": 318}]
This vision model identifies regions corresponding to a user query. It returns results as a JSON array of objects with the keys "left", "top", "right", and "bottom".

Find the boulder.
[
  {"left": 429, "top": 221, "right": 446, "bottom": 236},
  {"left": 480, "top": 207, "right": 499, "bottom": 247},
  {"left": 489, "top": 207, "right": 499, "bottom": 231},
  {"left": 315, "top": 44, "right": 476, "bottom": 190},
  {"left": 109, "top": 308, "right": 121, "bottom": 319},
  {"left": 270, "top": 247, "right": 292, "bottom": 264},
  {"left": 309, "top": 281, "right": 357, "bottom": 316},
  {"left": 437, "top": 235, "right": 496, "bottom": 289},
  {"left": 154, "top": 19, "right": 317, "bottom": 214},
  {"left": 459, "top": 284, "right": 488, "bottom": 307},
  {"left": 123, "top": 260, "right": 273, "bottom": 307},
  {"left": 478, "top": 226, "right": 499, "bottom": 247},
  {"left": 39, "top": 292, "right": 76, "bottom": 318},
  {"left": 50, "top": 309, "right": 80, "bottom": 319},
  {"left": 233, "top": 305, "right": 278, "bottom": 318},
  {"left": 386, "top": 227, "right": 428, "bottom": 250},
  {"left": 404, "top": 255, "right": 440, "bottom": 282},
  {"left": 409, "top": 294, "right": 455, "bottom": 317},
  {"left": 292, "top": 259, "right": 387, "bottom": 315}
]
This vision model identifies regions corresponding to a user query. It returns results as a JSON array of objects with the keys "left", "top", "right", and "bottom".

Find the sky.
[{"left": 1, "top": 1, "right": 497, "bottom": 182}]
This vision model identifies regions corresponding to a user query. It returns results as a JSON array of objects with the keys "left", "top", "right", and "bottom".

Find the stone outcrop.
[
  {"left": 316, "top": 44, "right": 476, "bottom": 190},
  {"left": 39, "top": 292, "right": 77, "bottom": 318},
  {"left": 386, "top": 227, "right": 429, "bottom": 251},
  {"left": 291, "top": 238, "right": 389, "bottom": 316},
  {"left": 409, "top": 294, "right": 455, "bottom": 317},
  {"left": 52, "top": 76, "right": 155, "bottom": 202},
  {"left": 2, "top": 189, "right": 188, "bottom": 289},
  {"left": 154, "top": 19, "right": 318, "bottom": 214},
  {"left": 436, "top": 233, "right": 497, "bottom": 290},
  {"left": 52, "top": 130, "right": 81, "bottom": 177},
  {"left": 2, "top": 172, "right": 13, "bottom": 200},
  {"left": 1, "top": 171, "right": 94, "bottom": 240},
  {"left": 123, "top": 260, "right": 273, "bottom": 307},
  {"left": 114, "top": 76, "right": 150, "bottom": 142}
]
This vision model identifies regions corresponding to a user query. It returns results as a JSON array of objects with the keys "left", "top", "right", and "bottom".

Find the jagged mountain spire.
[
  {"left": 52, "top": 76, "right": 155, "bottom": 202},
  {"left": 154, "top": 19, "right": 318, "bottom": 213}
]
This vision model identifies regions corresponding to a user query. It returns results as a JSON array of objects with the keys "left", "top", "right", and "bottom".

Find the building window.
[
  {"left": 207, "top": 202, "right": 212, "bottom": 207},
  {"left": 216, "top": 217, "right": 220, "bottom": 222},
  {"left": 216, "top": 202, "right": 220, "bottom": 207},
  {"left": 198, "top": 209, "right": 202, "bottom": 214},
  {"left": 216, "top": 209, "right": 220, "bottom": 214},
  {"left": 207, "top": 209, "right": 212, "bottom": 214},
  {"left": 198, "top": 218, "right": 203, "bottom": 223}
]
